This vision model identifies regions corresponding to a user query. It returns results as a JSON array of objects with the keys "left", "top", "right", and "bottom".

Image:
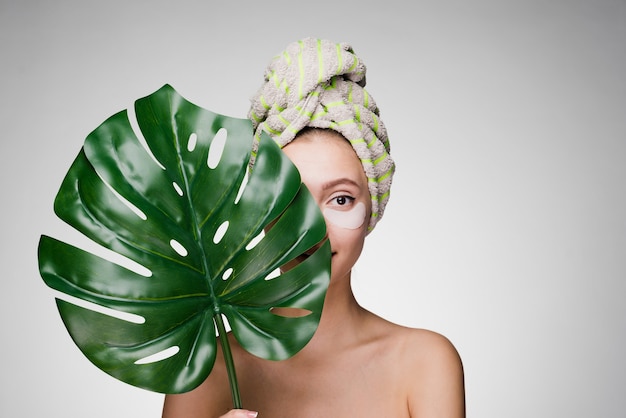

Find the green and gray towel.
[{"left": 248, "top": 37, "right": 395, "bottom": 232}]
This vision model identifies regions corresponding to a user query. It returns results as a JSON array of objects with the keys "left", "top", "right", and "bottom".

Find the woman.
[{"left": 162, "top": 37, "right": 465, "bottom": 418}]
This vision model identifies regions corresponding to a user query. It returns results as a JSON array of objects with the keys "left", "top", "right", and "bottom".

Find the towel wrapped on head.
[{"left": 248, "top": 37, "right": 395, "bottom": 232}]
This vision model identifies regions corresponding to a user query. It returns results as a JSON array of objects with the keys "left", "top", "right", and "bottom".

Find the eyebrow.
[{"left": 321, "top": 178, "right": 362, "bottom": 191}]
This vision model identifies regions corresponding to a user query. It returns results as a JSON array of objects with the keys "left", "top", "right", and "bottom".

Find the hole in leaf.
[
  {"left": 234, "top": 168, "right": 249, "bottom": 204},
  {"left": 207, "top": 128, "right": 227, "bottom": 169},
  {"left": 53, "top": 291, "right": 145, "bottom": 324},
  {"left": 97, "top": 172, "right": 147, "bottom": 220},
  {"left": 219, "top": 314, "right": 232, "bottom": 334},
  {"left": 213, "top": 221, "right": 229, "bottom": 244},
  {"left": 264, "top": 268, "right": 281, "bottom": 281},
  {"left": 127, "top": 104, "right": 166, "bottom": 170},
  {"left": 54, "top": 232, "right": 152, "bottom": 277},
  {"left": 172, "top": 182, "right": 183, "bottom": 196},
  {"left": 245, "top": 230, "right": 265, "bottom": 250},
  {"left": 134, "top": 346, "right": 180, "bottom": 365},
  {"left": 222, "top": 267, "right": 233, "bottom": 280},
  {"left": 187, "top": 132, "right": 198, "bottom": 152},
  {"left": 170, "top": 239, "right": 188, "bottom": 256},
  {"left": 270, "top": 307, "right": 313, "bottom": 318}
]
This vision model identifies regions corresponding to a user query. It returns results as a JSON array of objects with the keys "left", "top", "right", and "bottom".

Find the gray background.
[{"left": 1, "top": 0, "right": 624, "bottom": 417}]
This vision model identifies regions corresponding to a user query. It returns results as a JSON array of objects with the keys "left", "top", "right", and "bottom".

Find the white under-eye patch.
[{"left": 323, "top": 202, "right": 366, "bottom": 230}]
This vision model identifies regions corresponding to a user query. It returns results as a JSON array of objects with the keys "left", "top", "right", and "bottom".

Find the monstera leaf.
[{"left": 38, "top": 84, "right": 330, "bottom": 405}]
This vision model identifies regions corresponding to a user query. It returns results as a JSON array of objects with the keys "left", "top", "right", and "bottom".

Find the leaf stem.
[{"left": 214, "top": 313, "right": 242, "bottom": 409}]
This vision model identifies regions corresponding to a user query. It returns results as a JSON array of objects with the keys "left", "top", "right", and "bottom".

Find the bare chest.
[{"left": 236, "top": 351, "right": 410, "bottom": 418}]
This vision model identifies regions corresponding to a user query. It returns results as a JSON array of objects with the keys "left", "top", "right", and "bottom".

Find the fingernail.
[{"left": 246, "top": 411, "right": 258, "bottom": 418}]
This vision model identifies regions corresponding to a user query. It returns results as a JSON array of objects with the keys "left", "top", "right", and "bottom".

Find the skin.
[{"left": 162, "top": 129, "right": 465, "bottom": 418}]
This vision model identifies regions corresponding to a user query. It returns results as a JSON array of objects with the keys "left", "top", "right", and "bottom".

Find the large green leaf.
[{"left": 38, "top": 84, "right": 330, "bottom": 395}]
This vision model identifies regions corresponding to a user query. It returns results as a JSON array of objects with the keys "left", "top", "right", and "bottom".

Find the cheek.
[{"left": 323, "top": 202, "right": 367, "bottom": 230}]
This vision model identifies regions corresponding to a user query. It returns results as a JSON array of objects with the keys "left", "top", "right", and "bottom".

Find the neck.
[{"left": 299, "top": 271, "right": 367, "bottom": 356}]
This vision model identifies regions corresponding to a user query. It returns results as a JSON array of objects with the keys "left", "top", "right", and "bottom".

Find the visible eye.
[{"left": 330, "top": 195, "right": 355, "bottom": 207}]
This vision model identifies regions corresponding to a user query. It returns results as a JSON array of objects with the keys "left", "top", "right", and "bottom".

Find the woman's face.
[{"left": 282, "top": 130, "right": 370, "bottom": 283}]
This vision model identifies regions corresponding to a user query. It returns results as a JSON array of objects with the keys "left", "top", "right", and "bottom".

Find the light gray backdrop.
[{"left": 1, "top": 0, "right": 624, "bottom": 417}]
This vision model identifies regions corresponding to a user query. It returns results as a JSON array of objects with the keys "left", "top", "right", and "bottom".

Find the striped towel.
[{"left": 248, "top": 37, "right": 395, "bottom": 232}]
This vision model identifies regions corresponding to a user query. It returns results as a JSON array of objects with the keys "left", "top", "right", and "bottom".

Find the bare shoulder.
[
  {"left": 368, "top": 314, "right": 462, "bottom": 370},
  {"left": 391, "top": 325, "right": 466, "bottom": 417},
  {"left": 400, "top": 326, "right": 463, "bottom": 371}
]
